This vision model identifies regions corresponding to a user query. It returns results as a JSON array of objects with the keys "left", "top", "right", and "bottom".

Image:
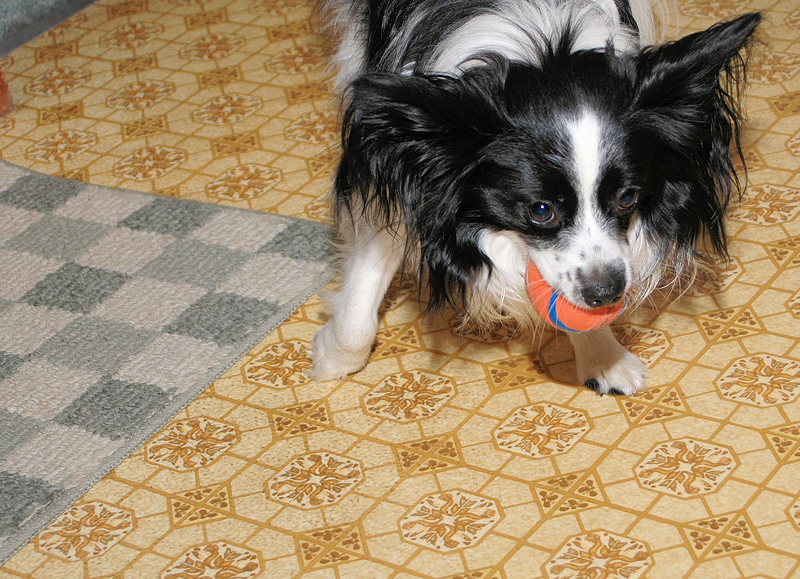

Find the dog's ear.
[
  {"left": 630, "top": 13, "right": 761, "bottom": 255},
  {"left": 633, "top": 13, "right": 761, "bottom": 128},
  {"left": 335, "top": 71, "right": 503, "bottom": 220},
  {"left": 334, "top": 70, "right": 505, "bottom": 308}
]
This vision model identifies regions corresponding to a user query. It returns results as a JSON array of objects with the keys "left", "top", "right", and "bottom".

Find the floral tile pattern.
[
  {"left": 716, "top": 355, "right": 800, "bottom": 406},
  {"left": 493, "top": 404, "right": 590, "bottom": 458},
  {"left": 160, "top": 542, "right": 261, "bottom": 579},
  {"left": 635, "top": 439, "right": 736, "bottom": 497},
  {"left": 364, "top": 371, "right": 456, "bottom": 422},
  {"left": 145, "top": 417, "right": 239, "bottom": 471},
  {"left": 36, "top": 502, "right": 134, "bottom": 561},
  {"left": 267, "top": 452, "right": 364, "bottom": 508},
  {"left": 2, "top": 0, "right": 800, "bottom": 577},
  {"left": 546, "top": 532, "right": 651, "bottom": 579},
  {"left": 400, "top": 491, "right": 501, "bottom": 551}
]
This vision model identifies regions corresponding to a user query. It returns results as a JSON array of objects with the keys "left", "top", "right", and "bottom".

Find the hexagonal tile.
[
  {"left": 716, "top": 355, "right": 800, "bottom": 406},
  {"left": 400, "top": 490, "right": 500, "bottom": 551},
  {"left": 99, "top": 22, "right": 163, "bottom": 49},
  {"left": 546, "top": 531, "right": 651, "bottom": 579},
  {"left": 242, "top": 339, "right": 311, "bottom": 389},
  {"left": 106, "top": 80, "right": 174, "bottom": 110},
  {"left": 267, "top": 452, "right": 363, "bottom": 508},
  {"left": 750, "top": 51, "right": 800, "bottom": 84},
  {"left": 146, "top": 417, "right": 238, "bottom": 471},
  {"left": 179, "top": 33, "right": 245, "bottom": 60},
  {"left": 266, "top": 45, "right": 329, "bottom": 73},
  {"left": 788, "top": 289, "right": 800, "bottom": 318},
  {"left": 679, "top": 0, "right": 748, "bottom": 18},
  {"left": 207, "top": 164, "right": 282, "bottom": 201},
  {"left": 193, "top": 94, "right": 262, "bottom": 125},
  {"left": 37, "top": 501, "right": 133, "bottom": 560},
  {"left": 728, "top": 184, "right": 800, "bottom": 225},
  {"left": 27, "top": 130, "right": 97, "bottom": 163},
  {"left": 635, "top": 438, "right": 735, "bottom": 497},
  {"left": 161, "top": 542, "right": 260, "bottom": 579},
  {"left": 284, "top": 110, "right": 338, "bottom": 143},
  {"left": 114, "top": 146, "right": 186, "bottom": 181},
  {"left": 363, "top": 370, "right": 455, "bottom": 421},
  {"left": 494, "top": 403, "right": 590, "bottom": 458},
  {"left": 25, "top": 66, "right": 91, "bottom": 96}
]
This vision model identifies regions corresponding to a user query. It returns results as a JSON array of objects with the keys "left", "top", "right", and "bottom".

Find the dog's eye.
[
  {"left": 615, "top": 188, "right": 640, "bottom": 214},
  {"left": 527, "top": 202, "right": 559, "bottom": 227}
]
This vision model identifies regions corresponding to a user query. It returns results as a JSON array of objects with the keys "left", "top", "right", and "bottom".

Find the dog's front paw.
[
  {"left": 307, "top": 322, "right": 371, "bottom": 382},
  {"left": 569, "top": 327, "right": 647, "bottom": 396},
  {"left": 579, "top": 348, "right": 647, "bottom": 396}
]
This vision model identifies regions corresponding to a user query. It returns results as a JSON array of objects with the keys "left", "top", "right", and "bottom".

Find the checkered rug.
[{"left": 0, "top": 160, "right": 333, "bottom": 563}]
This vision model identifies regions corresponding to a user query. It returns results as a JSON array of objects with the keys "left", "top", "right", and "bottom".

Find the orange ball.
[{"left": 525, "top": 260, "right": 625, "bottom": 332}]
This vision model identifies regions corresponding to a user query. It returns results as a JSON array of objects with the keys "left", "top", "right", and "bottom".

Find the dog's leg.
[
  {"left": 309, "top": 226, "right": 404, "bottom": 381},
  {"left": 568, "top": 327, "right": 646, "bottom": 396}
]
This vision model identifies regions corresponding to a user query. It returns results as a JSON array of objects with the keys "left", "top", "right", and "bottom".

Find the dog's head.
[{"left": 335, "top": 13, "right": 761, "bottom": 313}]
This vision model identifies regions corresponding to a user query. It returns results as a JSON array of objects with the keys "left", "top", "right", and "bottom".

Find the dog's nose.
[{"left": 580, "top": 268, "right": 626, "bottom": 308}]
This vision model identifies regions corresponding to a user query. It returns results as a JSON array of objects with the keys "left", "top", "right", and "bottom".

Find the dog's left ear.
[
  {"left": 634, "top": 12, "right": 761, "bottom": 114},
  {"left": 630, "top": 13, "right": 761, "bottom": 254}
]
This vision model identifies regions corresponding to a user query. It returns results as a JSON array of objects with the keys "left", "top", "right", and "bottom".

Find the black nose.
[{"left": 580, "top": 267, "right": 626, "bottom": 308}]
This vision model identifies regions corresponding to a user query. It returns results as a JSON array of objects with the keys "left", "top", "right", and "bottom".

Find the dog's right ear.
[{"left": 334, "top": 70, "right": 505, "bottom": 225}]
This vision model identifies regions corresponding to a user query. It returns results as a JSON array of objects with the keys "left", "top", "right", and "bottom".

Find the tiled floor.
[{"left": 1, "top": 0, "right": 800, "bottom": 578}]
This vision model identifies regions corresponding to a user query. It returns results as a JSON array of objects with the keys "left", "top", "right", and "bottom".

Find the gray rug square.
[
  {"left": 260, "top": 219, "right": 337, "bottom": 260},
  {"left": 0, "top": 160, "right": 334, "bottom": 564},
  {"left": 221, "top": 253, "right": 330, "bottom": 303},
  {"left": 22, "top": 262, "right": 129, "bottom": 314},
  {"left": 0, "top": 353, "right": 25, "bottom": 383},
  {"left": 0, "top": 173, "right": 81, "bottom": 212},
  {"left": 137, "top": 237, "right": 250, "bottom": 289},
  {"left": 0, "top": 473, "right": 60, "bottom": 538},
  {"left": 0, "top": 410, "right": 41, "bottom": 462},
  {"left": 0, "top": 359, "right": 100, "bottom": 421},
  {"left": 0, "top": 205, "right": 41, "bottom": 244},
  {"left": 54, "top": 377, "right": 173, "bottom": 440},
  {"left": 5, "top": 214, "right": 109, "bottom": 261},
  {"left": 165, "top": 291, "right": 280, "bottom": 346},
  {"left": 3, "top": 423, "right": 123, "bottom": 487},
  {"left": 34, "top": 316, "right": 157, "bottom": 375},
  {"left": 188, "top": 208, "right": 289, "bottom": 251},
  {"left": 53, "top": 184, "right": 153, "bottom": 224},
  {"left": 113, "top": 334, "right": 227, "bottom": 392},
  {"left": 91, "top": 278, "right": 208, "bottom": 330},
  {"left": 120, "top": 196, "right": 220, "bottom": 237}
]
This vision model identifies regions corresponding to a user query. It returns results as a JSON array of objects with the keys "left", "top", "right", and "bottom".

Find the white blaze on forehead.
[{"left": 566, "top": 111, "right": 604, "bottom": 207}]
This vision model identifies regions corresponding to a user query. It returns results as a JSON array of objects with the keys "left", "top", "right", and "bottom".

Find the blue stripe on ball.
[{"left": 547, "top": 292, "right": 578, "bottom": 332}]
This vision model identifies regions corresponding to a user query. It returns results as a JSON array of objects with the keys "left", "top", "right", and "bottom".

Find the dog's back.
[{"left": 325, "top": 0, "right": 658, "bottom": 87}]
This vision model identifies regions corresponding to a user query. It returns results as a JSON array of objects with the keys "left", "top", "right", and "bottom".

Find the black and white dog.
[{"left": 309, "top": 0, "right": 761, "bottom": 395}]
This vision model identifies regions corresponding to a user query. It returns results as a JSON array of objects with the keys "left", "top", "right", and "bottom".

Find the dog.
[{"left": 309, "top": 0, "right": 761, "bottom": 395}]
